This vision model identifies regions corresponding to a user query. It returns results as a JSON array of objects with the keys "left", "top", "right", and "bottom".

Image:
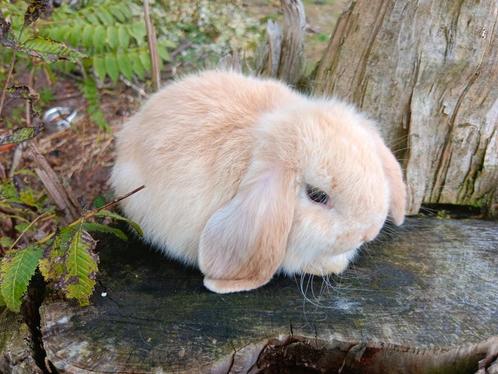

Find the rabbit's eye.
[{"left": 306, "top": 184, "right": 329, "bottom": 205}]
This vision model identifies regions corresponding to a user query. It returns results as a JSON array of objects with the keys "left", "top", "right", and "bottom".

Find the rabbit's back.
[{"left": 111, "top": 70, "right": 298, "bottom": 263}]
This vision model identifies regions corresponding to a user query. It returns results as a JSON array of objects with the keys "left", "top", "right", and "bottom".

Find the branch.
[{"left": 143, "top": 0, "right": 160, "bottom": 92}]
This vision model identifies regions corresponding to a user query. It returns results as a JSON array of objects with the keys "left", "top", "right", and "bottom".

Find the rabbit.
[{"left": 110, "top": 69, "right": 406, "bottom": 294}]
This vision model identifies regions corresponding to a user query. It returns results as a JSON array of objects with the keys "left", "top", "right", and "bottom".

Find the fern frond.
[
  {"left": 22, "top": 37, "right": 85, "bottom": 62},
  {"left": 0, "top": 245, "right": 43, "bottom": 312},
  {"left": 80, "top": 79, "right": 109, "bottom": 131}
]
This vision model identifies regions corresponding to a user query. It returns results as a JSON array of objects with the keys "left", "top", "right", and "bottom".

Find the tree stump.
[
  {"left": 313, "top": 0, "right": 498, "bottom": 217},
  {"left": 39, "top": 218, "right": 498, "bottom": 373},
  {"left": 0, "top": 310, "right": 42, "bottom": 373}
]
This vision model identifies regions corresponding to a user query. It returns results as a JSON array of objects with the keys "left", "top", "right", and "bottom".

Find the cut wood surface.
[
  {"left": 40, "top": 217, "right": 498, "bottom": 373},
  {"left": 313, "top": 0, "right": 498, "bottom": 216}
]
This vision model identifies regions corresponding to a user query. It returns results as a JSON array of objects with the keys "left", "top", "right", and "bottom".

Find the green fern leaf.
[
  {"left": 23, "top": 37, "right": 84, "bottom": 62},
  {"left": 106, "top": 26, "right": 120, "bottom": 49},
  {"left": 117, "top": 53, "right": 133, "bottom": 80},
  {"left": 105, "top": 53, "right": 119, "bottom": 82},
  {"left": 128, "top": 23, "right": 146, "bottom": 44},
  {"left": 67, "top": 26, "right": 81, "bottom": 47},
  {"left": 117, "top": 5, "right": 132, "bottom": 21},
  {"left": 118, "top": 25, "right": 130, "bottom": 49},
  {"left": 110, "top": 4, "right": 125, "bottom": 22},
  {"left": 80, "top": 79, "right": 109, "bottom": 130},
  {"left": 81, "top": 24, "right": 94, "bottom": 48},
  {"left": 90, "top": 111, "right": 109, "bottom": 131},
  {"left": 93, "top": 55, "right": 107, "bottom": 81},
  {"left": 0, "top": 290, "right": 5, "bottom": 307},
  {"left": 80, "top": 6, "right": 99, "bottom": 24},
  {"left": 96, "top": 8, "right": 114, "bottom": 25},
  {"left": 64, "top": 224, "right": 98, "bottom": 306},
  {"left": 130, "top": 51, "right": 146, "bottom": 79},
  {"left": 0, "top": 245, "right": 43, "bottom": 312},
  {"left": 138, "top": 50, "right": 151, "bottom": 72},
  {"left": 83, "top": 222, "right": 128, "bottom": 241},
  {"left": 93, "top": 25, "right": 106, "bottom": 51},
  {"left": 95, "top": 209, "right": 143, "bottom": 237},
  {"left": 157, "top": 45, "right": 170, "bottom": 62}
]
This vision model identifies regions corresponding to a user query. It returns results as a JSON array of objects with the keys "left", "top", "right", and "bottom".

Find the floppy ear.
[
  {"left": 376, "top": 141, "right": 407, "bottom": 225},
  {"left": 199, "top": 163, "right": 296, "bottom": 293}
]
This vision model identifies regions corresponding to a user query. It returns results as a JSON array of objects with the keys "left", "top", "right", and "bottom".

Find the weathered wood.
[
  {"left": 257, "top": 0, "right": 306, "bottom": 85},
  {"left": 313, "top": 0, "right": 498, "bottom": 217},
  {"left": 0, "top": 310, "right": 42, "bottom": 373},
  {"left": 40, "top": 218, "right": 498, "bottom": 373}
]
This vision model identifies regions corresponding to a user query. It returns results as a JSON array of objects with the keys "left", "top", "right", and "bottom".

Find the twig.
[
  {"left": 120, "top": 77, "right": 148, "bottom": 98},
  {"left": 0, "top": 52, "right": 16, "bottom": 117},
  {"left": 143, "top": 0, "right": 160, "bottom": 92},
  {"left": 9, "top": 68, "right": 35, "bottom": 178},
  {"left": 27, "top": 142, "right": 81, "bottom": 223},
  {"left": 77, "top": 185, "right": 145, "bottom": 222},
  {"left": 37, "top": 185, "right": 145, "bottom": 245},
  {"left": 8, "top": 211, "right": 56, "bottom": 250}
]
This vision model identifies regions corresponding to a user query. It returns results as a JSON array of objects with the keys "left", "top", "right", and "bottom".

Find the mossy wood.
[
  {"left": 313, "top": 0, "right": 498, "bottom": 216},
  {"left": 40, "top": 218, "right": 498, "bottom": 373}
]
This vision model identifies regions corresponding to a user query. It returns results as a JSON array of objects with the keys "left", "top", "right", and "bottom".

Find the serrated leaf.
[
  {"left": 93, "top": 55, "right": 106, "bottom": 81},
  {"left": 95, "top": 210, "right": 143, "bottom": 237},
  {"left": 106, "top": 26, "right": 119, "bottom": 49},
  {"left": 117, "top": 53, "right": 133, "bottom": 80},
  {"left": 105, "top": 53, "right": 119, "bottom": 82},
  {"left": 118, "top": 25, "right": 129, "bottom": 49},
  {"left": 39, "top": 227, "right": 74, "bottom": 283},
  {"left": 0, "top": 245, "right": 43, "bottom": 312},
  {"left": 63, "top": 225, "right": 98, "bottom": 306},
  {"left": 0, "top": 127, "right": 39, "bottom": 146},
  {"left": 83, "top": 222, "right": 128, "bottom": 241}
]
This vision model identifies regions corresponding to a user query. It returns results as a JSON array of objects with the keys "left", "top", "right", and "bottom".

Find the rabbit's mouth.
[{"left": 303, "top": 248, "right": 358, "bottom": 276}]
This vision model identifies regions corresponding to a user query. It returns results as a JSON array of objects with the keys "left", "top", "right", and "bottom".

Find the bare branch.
[{"left": 143, "top": 0, "right": 161, "bottom": 92}]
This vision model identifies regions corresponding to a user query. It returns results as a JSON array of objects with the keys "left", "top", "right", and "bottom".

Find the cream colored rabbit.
[{"left": 110, "top": 70, "right": 406, "bottom": 293}]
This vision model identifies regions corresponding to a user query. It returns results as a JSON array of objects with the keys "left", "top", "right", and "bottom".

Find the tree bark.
[{"left": 313, "top": 0, "right": 498, "bottom": 216}]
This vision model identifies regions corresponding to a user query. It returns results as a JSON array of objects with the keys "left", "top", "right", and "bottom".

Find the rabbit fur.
[{"left": 110, "top": 70, "right": 406, "bottom": 293}]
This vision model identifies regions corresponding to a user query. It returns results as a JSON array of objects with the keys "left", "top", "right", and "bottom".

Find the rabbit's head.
[{"left": 199, "top": 99, "right": 406, "bottom": 293}]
